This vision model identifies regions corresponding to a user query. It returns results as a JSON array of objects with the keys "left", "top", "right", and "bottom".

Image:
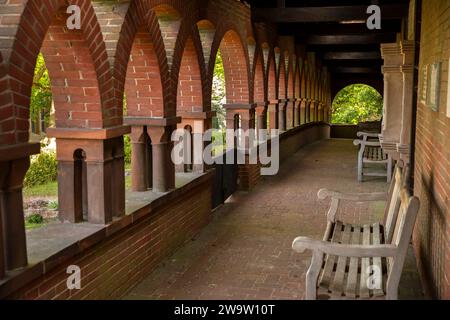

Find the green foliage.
[
  {"left": 124, "top": 135, "right": 132, "bottom": 166},
  {"left": 48, "top": 200, "right": 58, "bottom": 210},
  {"left": 23, "top": 181, "right": 58, "bottom": 198},
  {"left": 24, "top": 151, "right": 58, "bottom": 188},
  {"left": 332, "top": 84, "right": 383, "bottom": 125},
  {"left": 30, "top": 53, "right": 52, "bottom": 127},
  {"left": 212, "top": 51, "right": 226, "bottom": 131},
  {"left": 26, "top": 214, "right": 44, "bottom": 225}
]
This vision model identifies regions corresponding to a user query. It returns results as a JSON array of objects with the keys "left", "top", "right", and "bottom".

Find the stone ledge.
[
  {"left": 124, "top": 117, "right": 181, "bottom": 127},
  {"left": 47, "top": 125, "right": 131, "bottom": 140},
  {"left": 178, "top": 111, "right": 216, "bottom": 119},
  {"left": 0, "top": 143, "right": 40, "bottom": 162}
]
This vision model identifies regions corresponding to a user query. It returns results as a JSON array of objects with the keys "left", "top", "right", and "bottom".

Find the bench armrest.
[
  {"left": 292, "top": 237, "right": 398, "bottom": 258},
  {"left": 318, "top": 189, "right": 388, "bottom": 202},
  {"left": 353, "top": 139, "right": 381, "bottom": 147},
  {"left": 357, "top": 131, "right": 380, "bottom": 138}
]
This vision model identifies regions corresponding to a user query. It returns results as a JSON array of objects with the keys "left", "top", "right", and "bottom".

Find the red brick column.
[
  {"left": 147, "top": 125, "right": 177, "bottom": 193},
  {"left": 126, "top": 117, "right": 180, "bottom": 193},
  {"left": 267, "top": 100, "right": 279, "bottom": 130},
  {"left": 300, "top": 99, "right": 307, "bottom": 125},
  {"left": 286, "top": 99, "right": 296, "bottom": 130},
  {"left": 0, "top": 143, "right": 40, "bottom": 273},
  {"left": 294, "top": 99, "right": 301, "bottom": 127},
  {"left": 224, "top": 104, "right": 259, "bottom": 190},
  {"left": 48, "top": 126, "right": 129, "bottom": 225},
  {"left": 177, "top": 111, "right": 215, "bottom": 173},
  {"left": 130, "top": 126, "right": 149, "bottom": 192},
  {"left": 255, "top": 103, "right": 267, "bottom": 130},
  {"left": 278, "top": 100, "right": 287, "bottom": 131}
]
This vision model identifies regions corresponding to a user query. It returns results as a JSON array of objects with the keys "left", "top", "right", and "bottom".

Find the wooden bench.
[
  {"left": 292, "top": 165, "right": 420, "bottom": 300},
  {"left": 354, "top": 131, "right": 392, "bottom": 183}
]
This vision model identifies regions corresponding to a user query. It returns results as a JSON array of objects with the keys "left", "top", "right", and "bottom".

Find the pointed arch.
[
  {"left": 0, "top": 0, "right": 112, "bottom": 144},
  {"left": 215, "top": 29, "right": 250, "bottom": 104},
  {"left": 253, "top": 48, "right": 266, "bottom": 103},
  {"left": 267, "top": 50, "right": 277, "bottom": 101},
  {"left": 177, "top": 36, "right": 204, "bottom": 113}
]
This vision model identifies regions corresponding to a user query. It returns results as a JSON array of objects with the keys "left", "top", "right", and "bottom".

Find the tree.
[
  {"left": 212, "top": 51, "right": 226, "bottom": 130},
  {"left": 30, "top": 53, "right": 53, "bottom": 129},
  {"left": 331, "top": 84, "right": 383, "bottom": 124}
]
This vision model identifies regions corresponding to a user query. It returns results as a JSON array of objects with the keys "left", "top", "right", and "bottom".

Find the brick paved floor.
[{"left": 124, "top": 139, "right": 425, "bottom": 300}]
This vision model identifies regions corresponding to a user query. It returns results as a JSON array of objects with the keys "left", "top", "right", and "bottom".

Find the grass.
[
  {"left": 25, "top": 220, "right": 46, "bottom": 230},
  {"left": 23, "top": 181, "right": 58, "bottom": 198},
  {"left": 23, "top": 175, "right": 133, "bottom": 197}
]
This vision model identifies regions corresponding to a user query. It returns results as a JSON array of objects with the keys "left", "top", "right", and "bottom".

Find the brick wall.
[
  {"left": 413, "top": 0, "right": 450, "bottom": 300},
  {"left": 6, "top": 176, "right": 212, "bottom": 300}
]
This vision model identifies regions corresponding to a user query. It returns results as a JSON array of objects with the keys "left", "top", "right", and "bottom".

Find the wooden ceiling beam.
[
  {"left": 323, "top": 52, "right": 381, "bottom": 60},
  {"left": 253, "top": 5, "right": 408, "bottom": 23},
  {"left": 303, "top": 34, "right": 396, "bottom": 45}
]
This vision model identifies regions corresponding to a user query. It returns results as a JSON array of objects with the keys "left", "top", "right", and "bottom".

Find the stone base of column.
[
  {"left": 0, "top": 143, "right": 40, "bottom": 274},
  {"left": 177, "top": 112, "right": 214, "bottom": 174},
  {"left": 268, "top": 102, "right": 279, "bottom": 130},
  {"left": 48, "top": 126, "right": 129, "bottom": 225}
]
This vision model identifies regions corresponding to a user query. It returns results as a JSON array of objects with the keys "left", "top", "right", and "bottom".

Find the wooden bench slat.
[
  {"left": 359, "top": 224, "right": 371, "bottom": 299},
  {"left": 331, "top": 223, "right": 352, "bottom": 295},
  {"left": 345, "top": 225, "right": 361, "bottom": 298},
  {"left": 319, "top": 221, "right": 343, "bottom": 289},
  {"left": 372, "top": 222, "right": 385, "bottom": 297}
]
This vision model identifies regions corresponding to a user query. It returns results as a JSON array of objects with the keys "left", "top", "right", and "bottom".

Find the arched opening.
[
  {"left": 212, "top": 29, "right": 250, "bottom": 154},
  {"left": 176, "top": 35, "right": 203, "bottom": 173},
  {"left": 278, "top": 56, "right": 287, "bottom": 130},
  {"left": 125, "top": 25, "right": 164, "bottom": 191},
  {"left": 253, "top": 51, "right": 265, "bottom": 131},
  {"left": 177, "top": 37, "right": 203, "bottom": 113},
  {"left": 331, "top": 84, "right": 383, "bottom": 126},
  {"left": 267, "top": 51, "right": 278, "bottom": 130},
  {"left": 22, "top": 5, "right": 106, "bottom": 229},
  {"left": 219, "top": 30, "right": 250, "bottom": 104}
]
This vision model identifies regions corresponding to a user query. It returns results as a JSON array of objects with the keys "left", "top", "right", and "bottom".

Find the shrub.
[
  {"left": 26, "top": 214, "right": 44, "bottom": 225},
  {"left": 24, "top": 151, "right": 58, "bottom": 188}
]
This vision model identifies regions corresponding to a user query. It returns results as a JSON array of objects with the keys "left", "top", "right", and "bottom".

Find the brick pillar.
[
  {"left": 255, "top": 104, "right": 267, "bottom": 131},
  {"left": 294, "top": 99, "right": 301, "bottom": 126},
  {"left": 278, "top": 100, "right": 287, "bottom": 131},
  {"left": 306, "top": 99, "right": 312, "bottom": 123},
  {"left": 224, "top": 104, "right": 259, "bottom": 191},
  {"left": 300, "top": 99, "right": 307, "bottom": 125},
  {"left": 380, "top": 42, "right": 403, "bottom": 161},
  {"left": 267, "top": 100, "right": 279, "bottom": 130},
  {"left": 0, "top": 143, "right": 40, "bottom": 273},
  {"left": 318, "top": 103, "right": 323, "bottom": 121},
  {"left": 286, "top": 99, "right": 294, "bottom": 130},
  {"left": 130, "top": 126, "right": 148, "bottom": 192},
  {"left": 177, "top": 111, "right": 215, "bottom": 173},
  {"left": 147, "top": 125, "right": 176, "bottom": 193},
  {"left": 48, "top": 126, "right": 129, "bottom": 225}
]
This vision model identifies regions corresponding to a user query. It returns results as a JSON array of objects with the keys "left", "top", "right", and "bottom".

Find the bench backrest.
[
  {"left": 386, "top": 187, "right": 420, "bottom": 298},
  {"left": 383, "top": 165, "right": 406, "bottom": 243}
]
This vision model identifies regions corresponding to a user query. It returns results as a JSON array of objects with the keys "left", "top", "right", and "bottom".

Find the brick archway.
[
  {"left": 216, "top": 29, "right": 250, "bottom": 104},
  {"left": 253, "top": 50, "right": 265, "bottom": 104},
  {"left": 177, "top": 36, "right": 204, "bottom": 114},
  {"left": 0, "top": 0, "right": 112, "bottom": 145},
  {"left": 267, "top": 51, "right": 277, "bottom": 101}
]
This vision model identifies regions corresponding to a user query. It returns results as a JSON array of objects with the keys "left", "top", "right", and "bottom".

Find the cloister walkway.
[{"left": 124, "top": 139, "right": 424, "bottom": 300}]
